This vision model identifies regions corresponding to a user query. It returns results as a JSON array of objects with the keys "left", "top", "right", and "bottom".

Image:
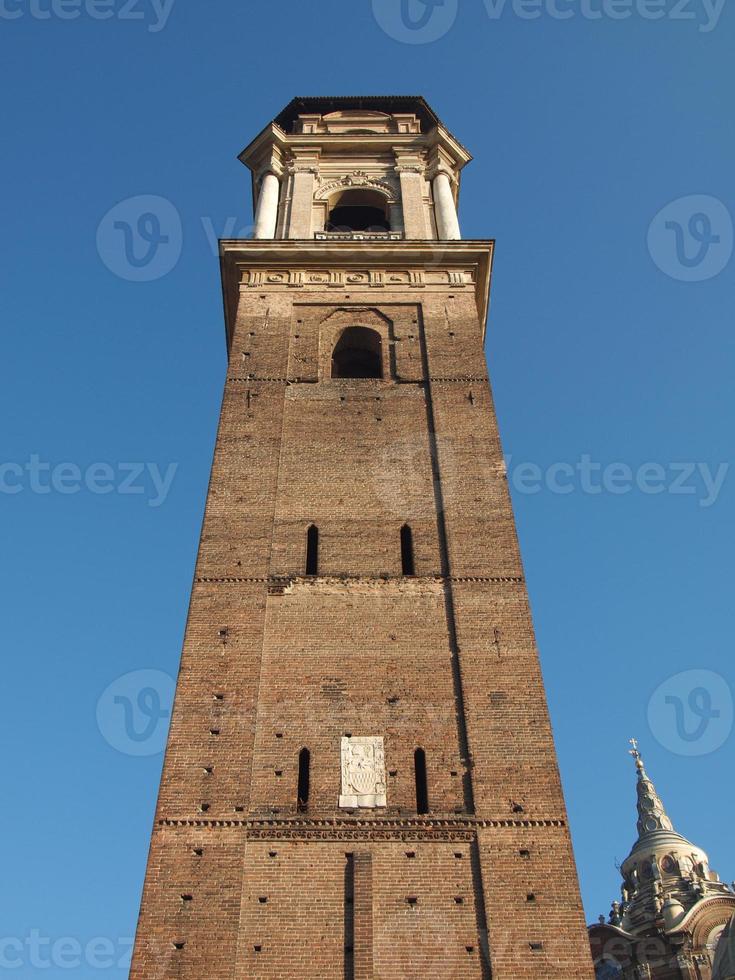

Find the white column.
[
  {"left": 253, "top": 172, "right": 280, "bottom": 239},
  {"left": 433, "top": 172, "right": 461, "bottom": 241}
]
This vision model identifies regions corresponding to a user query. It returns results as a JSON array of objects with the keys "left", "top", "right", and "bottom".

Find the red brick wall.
[{"left": 130, "top": 271, "right": 594, "bottom": 979}]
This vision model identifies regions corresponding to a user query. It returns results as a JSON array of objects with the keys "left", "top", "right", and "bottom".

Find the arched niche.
[
  {"left": 318, "top": 307, "right": 395, "bottom": 382},
  {"left": 331, "top": 326, "right": 383, "bottom": 379}
]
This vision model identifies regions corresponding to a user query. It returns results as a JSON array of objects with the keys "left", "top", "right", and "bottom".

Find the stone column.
[
  {"left": 253, "top": 172, "right": 280, "bottom": 239},
  {"left": 433, "top": 171, "right": 461, "bottom": 240}
]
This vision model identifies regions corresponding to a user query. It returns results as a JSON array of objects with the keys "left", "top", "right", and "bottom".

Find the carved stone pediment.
[
  {"left": 316, "top": 172, "right": 399, "bottom": 203},
  {"left": 339, "top": 736, "right": 386, "bottom": 809}
]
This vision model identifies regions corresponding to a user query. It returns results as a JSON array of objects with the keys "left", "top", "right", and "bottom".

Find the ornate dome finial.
[
  {"left": 628, "top": 736, "right": 645, "bottom": 773},
  {"left": 628, "top": 738, "right": 674, "bottom": 836}
]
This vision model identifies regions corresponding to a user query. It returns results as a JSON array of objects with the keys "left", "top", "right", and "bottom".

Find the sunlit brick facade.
[{"left": 130, "top": 96, "right": 594, "bottom": 979}]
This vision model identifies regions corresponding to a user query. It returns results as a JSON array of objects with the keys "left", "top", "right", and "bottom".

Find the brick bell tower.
[{"left": 130, "top": 96, "right": 595, "bottom": 979}]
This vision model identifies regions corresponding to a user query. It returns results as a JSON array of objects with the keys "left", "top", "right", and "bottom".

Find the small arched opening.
[
  {"left": 305, "top": 525, "right": 319, "bottom": 576},
  {"left": 327, "top": 189, "right": 390, "bottom": 233},
  {"left": 331, "top": 326, "right": 383, "bottom": 379}
]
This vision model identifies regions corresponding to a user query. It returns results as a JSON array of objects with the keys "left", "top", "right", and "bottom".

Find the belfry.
[{"left": 130, "top": 96, "right": 595, "bottom": 979}]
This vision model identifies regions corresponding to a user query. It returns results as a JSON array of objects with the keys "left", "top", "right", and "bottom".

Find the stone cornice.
[
  {"left": 156, "top": 815, "right": 567, "bottom": 841},
  {"left": 219, "top": 239, "right": 494, "bottom": 351},
  {"left": 193, "top": 574, "right": 524, "bottom": 587},
  {"left": 670, "top": 894, "right": 735, "bottom": 938}
]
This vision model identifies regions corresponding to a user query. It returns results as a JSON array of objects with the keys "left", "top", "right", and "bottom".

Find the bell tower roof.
[{"left": 272, "top": 95, "right": 448, "bottom": 136}]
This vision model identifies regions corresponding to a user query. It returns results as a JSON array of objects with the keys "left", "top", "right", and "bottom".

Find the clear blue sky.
[{"left": 1, "top": 1, "right": 733, "bottom": 975}]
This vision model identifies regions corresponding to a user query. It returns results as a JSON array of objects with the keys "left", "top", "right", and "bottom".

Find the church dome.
[
  {"left": 621, "top": 828, "right": 710, "bottom": 883},
  {"left": 590, "top": 742, "right": 735, "bottom": 980},
  {"left": 609, "top": 740, "right": 733, "bottom": 937}
]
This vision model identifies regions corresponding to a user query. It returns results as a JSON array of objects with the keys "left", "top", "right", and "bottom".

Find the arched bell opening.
[{"left": 327, "top": 189, "right": 391, "bottom": 233}]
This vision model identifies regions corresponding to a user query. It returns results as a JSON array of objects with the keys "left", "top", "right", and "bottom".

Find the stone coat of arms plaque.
[{"left": 339, "top": 736, "right": 386, "bottom": 808}]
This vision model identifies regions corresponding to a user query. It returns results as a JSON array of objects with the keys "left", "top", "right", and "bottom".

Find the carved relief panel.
[{"left": 339, "top": 736, "right": 387, "bottom": 808}]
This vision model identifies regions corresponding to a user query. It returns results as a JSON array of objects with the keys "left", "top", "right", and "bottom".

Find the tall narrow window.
[
  {"left": 414, "top": 748, "right": 429, "bottom": 814},
  {"left": 297, "top": 748, "right": 310, "bottom": 812},
  {"left": 306, "top": 525, "right": 319, "bottom": 576},
  {"left": 400, "top": 524, "right": 415, "bottom": 576},
  {"left": 344, "top": 854, "right": 355, "bottom": 980}
]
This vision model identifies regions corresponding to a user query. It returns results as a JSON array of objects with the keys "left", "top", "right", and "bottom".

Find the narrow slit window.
[
  {"left": 306, "top": 525, "right": 319, "bottom": 576},
  {"left": 400, "top": 524, "right": 415, "bottom": 576},
  {"left": 414, "top": 748, "right": 429, "bottom": 814},
  {"left": 344, "top": 853, "right": 355, "bottom": 980},
  {"left": 297, "top": 748, "right": 310, "bottom": 812}
]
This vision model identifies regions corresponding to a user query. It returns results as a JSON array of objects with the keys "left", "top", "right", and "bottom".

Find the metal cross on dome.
[{"left": 629, "top": 737, "right": 644, "bottom": 769}]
